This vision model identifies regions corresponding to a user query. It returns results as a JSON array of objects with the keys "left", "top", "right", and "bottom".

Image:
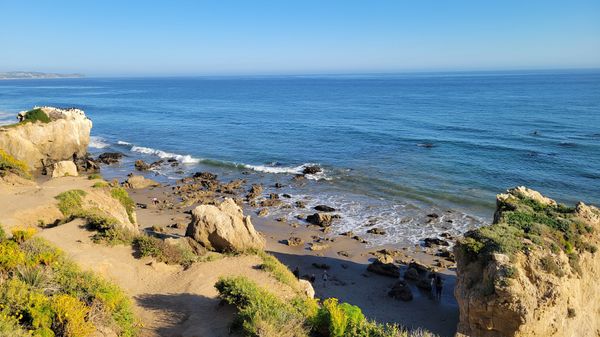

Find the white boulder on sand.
[
  {"left": 51, "top": 160, "right": 78, "bottom": 178},
  {"left": 186, "top": 198, "right": 265, "bottom": 252},
  {"left": 123, "top": 174, "right": 160, "bottom": 189}
]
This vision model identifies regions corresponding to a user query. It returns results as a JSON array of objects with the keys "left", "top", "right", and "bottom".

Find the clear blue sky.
[{"left": 1, "top": 0, "right": 599, "bottom": 76}]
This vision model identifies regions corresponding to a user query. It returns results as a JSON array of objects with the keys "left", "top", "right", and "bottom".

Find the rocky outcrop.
[
  {"left": 0, "top": 107, "right": 92, "bottom": 170},
  {"left": 51, "top": 160, "right": 78, "bottom": 178},
  {"left": 123, "top": 175, "right": 160, "bottom": 189},
  {"left": 185, "top": 198, "right": 265, "bottom": 252},
  {"left": 454, "top": 187, "right": 600, "bottom": 337}
]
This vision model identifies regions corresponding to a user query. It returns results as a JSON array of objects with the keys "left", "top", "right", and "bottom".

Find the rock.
[
  {"left": 309, "top": 242, "right": 330, "bottom": 251},
  {"left": 193, "top": 171, "right": 218, "bottom": 180},
  {"left": 0, "top": 107, "right": 92, "bottom": 170},
  {"left": 388, "top": 280, "right": 413, "bottom": 301},
  {"left": 246, "top": 184, "right": 263, "bottom": 200},
  {"left": 284, "top": 237, "right": 303, "bottom": 247},
  {"left": 123, "top": 175, "right": 160, "bottom": 189},
  {"left": 268, "top": 193, "right": 279, "bottom": 199},
  {"left": 367, "top": 259, "right": 400, "bottom": 278},
  {"left": 257, "top": 208, "right": 269, "bottom": 217},
  {"left": 260, "top": 199, "right": 282, "bottom": 207},
  {"left": 340, "top": 231, "right": 354, "bottom": 237},
  {"left": 274, "top": 182, "right": 283, "bottom": 188},
  {"left": 422, "top": 237, "right": 450, "bottom": 247},
  {"left": 367, "top": 227, "right": 387, "bottom": 235},
  {"left": 136, "top": 203, "right": 148, "bottom": 209},
  {"left": 51, "top": 160, "right": 78, "bottom": 178},
  {"left": 185, "top": 198, "right": 265, "bottom": 252},
  {"left": 455, "top": 187, "right": 600, "bottom": 337},
  {"left": 295, "top": 201, "right": 306, "bottom": 208},
  {"left": 98, "top": 152, "right": 123, "bottom": 165},
  {"left": 282, "top": 193, "right": 292, "bottom": 198},
  {"left": 73, "top": 153, "right": 99, "bottom": 173},
  {"left": 408, "top": 261, "right": 430, "bottom": 274},
  {"left": 337, "top": 250, "right": 351, "bottom": 258},
  {"left": 352, "top": 235, "right": 368, "bottom": 244},
  {"left": 426, "top": 213, "right": 440, "bottom": 218},
  {"left": 404, "top": 267, "right": 419, "bottom": 280},
  {"left": 134, "top": 159, "right": 151, "bottom": 171},
  {"left": 299, "top": 279, "right": 315, "bottom": 298},
  {"left": 306, "top": 213, "right": 333, "bottom": 227},
  {"left": 314, "top": 205, "right": 336, "bottom": 212},
  {"left": 302, "top": 165, "right": 322, "bottom": 175},
  {"left": 416, "top": 278, "right": 433, "bottom": 291}
]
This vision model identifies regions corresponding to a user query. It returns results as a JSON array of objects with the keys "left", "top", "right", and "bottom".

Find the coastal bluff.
[
  {"left": 454, "top": 187, "right": 600, "bottom": 337},
  {"left": 0, "top": 106, "right": 92, "bottom": 170}
]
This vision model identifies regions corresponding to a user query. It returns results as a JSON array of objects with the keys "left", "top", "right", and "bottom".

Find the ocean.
[{"left": 1, "top": 70, "right": 599, "bottom": 245}]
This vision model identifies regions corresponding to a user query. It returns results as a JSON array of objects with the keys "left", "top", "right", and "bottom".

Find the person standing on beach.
[
  {"left": 435, "top": 275, "right": 443, "bottom": 300},
  {"left": 322, "top": 270, "right": 328, "bottom": 288}
]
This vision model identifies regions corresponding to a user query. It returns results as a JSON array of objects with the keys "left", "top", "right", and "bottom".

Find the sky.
[{"left": 1, "top": 0, "right": 599, "bottom": 76}]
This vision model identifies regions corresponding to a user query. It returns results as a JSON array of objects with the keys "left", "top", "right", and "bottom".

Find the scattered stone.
[
  {"left": 314, "top": 205, "right": 336, "bottom": 212},
  {"left": 274, "top": 182, "right": 283, "bottom": 188},
  {"left": 282, "top": 193, "right": 292, "bottom": 198},
  {"left": 299, "top": 279, "right": 315, "bottom": 298},
  {"left": 306, "top": 213, "right": 333, "bottom": 227},
  {"left": 309, "top": 242, "right": 330, "bottom": 251},
  {"left": 134, "top": 159, "right": 151, "bottom": 171},
  {"left": 367, "top": 227, "right": 387, "bottom": 235},
  {"left": 73, "top": 153, "right": 100, "bottom": 173},
  {"left": 98, "top": 152, "right": 123, "bottom": 165},
  {"left": 260, "top": 199, "right": 282, "bottom": 207},
  {"left": 275, "top": 217, "right": 286, "bottom": 222},
  {"left": 257, "top": 208, "right": 269, "bottom": 217},
  {"left": 367, "top": 259, "right": 400, "bottom": 278},
  {"left": 340, "top": 231, "right": 354, "bottom": 237},
  {"left": 295, "top": 201, "right": 306, "bottom": 208},
  {"left": 284, "top": 237, "right": 303, "bottom": 247},
  {"left": 136, "top": 203, "right": 148, "bottom": 209},
  {"left": 246, "top": 184, "right": 263, "bottom": 200},
  {"left": 427, "top": 213, "right": 440, "bottom": 218},
  {"left": 337, "top": 250, "right": 351, "bottom": 258},
  {"left": 422, "top": 237, "right": 450, "bottom": 247},
  {"left": 302, "top": 165, "right": 322, "bottom": 175},
  {"left": 416, "top": 278, "right": 433, "bottom": 291},
  {"left": 269, "top": 193, "right": 279, "bottom": 199},
  {"left": 193, "top": 172, "right": 218, "bottom": 180},
  {"left": 389, "top": 280, "right": 413, "bottom": 301},
  {"left": 352, "top": 235, "right": 368, "bottom": 244}
]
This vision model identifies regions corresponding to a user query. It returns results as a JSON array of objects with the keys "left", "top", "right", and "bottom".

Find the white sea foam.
[
  {"left": 130, "top": 145, "right": 200, "bottom": 164},
  {"left": 89, "top": 136, "right": 110, "bottom": 149},
  {"left": 244, "top": 163, "right": 329, "bottom": 180},
  {"left": 117, "top": 140, "right": 132, "bottom": 146}
]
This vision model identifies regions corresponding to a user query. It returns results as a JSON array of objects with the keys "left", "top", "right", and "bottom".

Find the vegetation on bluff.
[
  {"left": 0, "top": 149, "right": 31, "bottom": 179},
  {"left": 0, "top": 225, "right": 137, "bottom": 337},
  {"left": 1, "top": 108, "right": 51, "bottom": 129},
  {"left": 216, "top": 276, "right": 438, "bottom": 337},
  {"left": 458, "top": 187, "right": 597, "bottom": 274}
]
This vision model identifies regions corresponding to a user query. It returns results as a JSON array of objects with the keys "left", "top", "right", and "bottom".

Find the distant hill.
[{"left": 0, "top": 71, "right": 84, "bottom": 79}]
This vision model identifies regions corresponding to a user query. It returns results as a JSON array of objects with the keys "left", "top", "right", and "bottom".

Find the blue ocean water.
[{"left": 1, "top": 70, "right": 599, "bottom": 244}]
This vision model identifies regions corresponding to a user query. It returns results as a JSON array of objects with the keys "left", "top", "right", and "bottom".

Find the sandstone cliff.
[
  {"left": 0, "top": 107, "right": 92, "bottom": 170},
  {"left": 454, "top": 187, "right": 600, "bottom": 337}
]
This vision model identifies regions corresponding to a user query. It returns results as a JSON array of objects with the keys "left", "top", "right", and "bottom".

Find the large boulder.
[
  {"left": 185, "top": 198, "right": 265, "bottom": 252},
  {"left": 388, "top": 280, "right": 413, "bottom": 301},
  {"left": 123, "top": 175, "right": 160, "bottom": 189},
  {"left": 306, "top": 213, "right": 333, "bottom": 227},
  {"left": 51, "top": 160, "right": 78, "bottom": 178},
  {"left": 367, "top": 259, "right": 400, "bottom": 278},
  {"left": 0, "top": 107, "right": 92, "bottom": 169}
]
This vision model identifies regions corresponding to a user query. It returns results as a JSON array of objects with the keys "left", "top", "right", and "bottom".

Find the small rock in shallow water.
[
  {"left": 302, "top": 165, "right": 322, "bottom": 175},
  {"left": 367, "top": 227, "right": 386, "bottom": 235},
  {"left": 314, "top": 205, "right": 336, "bottom": 212}
]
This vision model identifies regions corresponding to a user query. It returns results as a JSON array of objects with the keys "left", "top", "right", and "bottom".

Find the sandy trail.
[{"left": 0, "top": 177, "right": 295, "bottom": 337}]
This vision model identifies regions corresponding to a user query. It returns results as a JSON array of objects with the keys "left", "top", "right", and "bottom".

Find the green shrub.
[
  {"left": 215, "top": 276, "right": 310, "bottom": 337},
  {"left": 539, "top": 255, "right": 565, "bottom": 277},
  {"left": 22, "top": 108, "right": 51, "bottom": 124},
  {"left": 0, "top": 233, "right": 138, "bottom": 337},
  {"left": 92, "top": 227, "right": 137, "bottom": 246},
  {"left": 0, "top": 149, "right": 31, "bottom": 179},
  {"left": 110, "top": 187, "right": 136, "bottom": 224},
  {"left": 253, "top": 250, "right": 300, "bottom": 291},
  {"left": 11, "top": 226, "right": 37, "bottom": 244},
  {"left": 133, "top": 235, "right": 196, "bottom": 268},
  {"left": 215, "top": 276, "right": 429, "bottom": 337},
  {"left": 55, "top": 189, "right": 87, "bottom": 219},
  {"left": 88, "top": 173, "right": 102, "bottom": 180},
  {"left": 92, "top": 181, "right": 109, "bottom": 188},
  {"left": 0, "top": 225, "right": 7, "bottom": 242}
]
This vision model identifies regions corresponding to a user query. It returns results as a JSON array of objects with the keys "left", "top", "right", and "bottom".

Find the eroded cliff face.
[
  {"left": 0, "top": 107, "right": 92, "bottom": 170},
  {"left": 455, "top": 187, "right": 600, "bottom": 337}
]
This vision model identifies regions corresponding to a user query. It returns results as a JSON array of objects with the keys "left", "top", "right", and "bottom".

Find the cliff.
[
  {"left": 0, "top": 107, "right": 92, "bottom": 170},
  {"left": 454, "top": 187, "right": 600, "bottom": 337}
]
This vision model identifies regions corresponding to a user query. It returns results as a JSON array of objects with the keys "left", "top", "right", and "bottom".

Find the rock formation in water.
[
  {"left": 454, "top": 186, "right": 600, "bottom": 337},
  {"left": 0, "top": 107, "right": 92, "bottom": 170},
  {"left": 186, "top": 198, "right": 265, "bottom": 252}
]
